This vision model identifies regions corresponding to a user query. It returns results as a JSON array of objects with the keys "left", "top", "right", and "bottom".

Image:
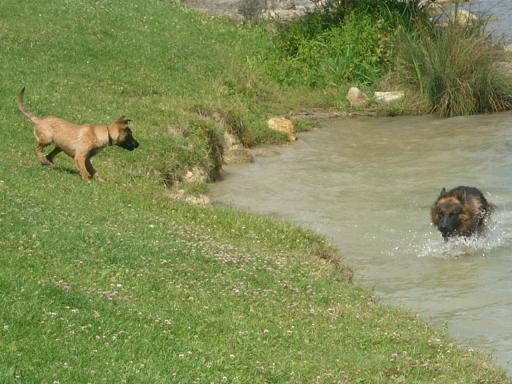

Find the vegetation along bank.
[{"left": 1, "top": 0, "right": 512, "bottom": 382}]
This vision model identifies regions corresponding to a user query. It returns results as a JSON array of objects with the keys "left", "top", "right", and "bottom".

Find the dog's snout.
[
  {"left": 119, "top": 136, "right": 139, "bottom": 151},
  {"left": 439, "top": 219, "right": 449, "bottom": 230},
  {"left": 129, "top": 138, "right": 139, "bottom": 150}
]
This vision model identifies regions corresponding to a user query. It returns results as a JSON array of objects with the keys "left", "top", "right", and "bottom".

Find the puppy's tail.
[{"left": 16, "top": 87, "right": 36, "bottom": 122}]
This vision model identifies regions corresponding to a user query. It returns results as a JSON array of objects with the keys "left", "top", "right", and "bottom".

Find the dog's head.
[
  {"left": 109, "top": 116, "right": 139, "bottom": 151},
  {"left": 431, "top": 188, "right": 465, "bottom": 239}
]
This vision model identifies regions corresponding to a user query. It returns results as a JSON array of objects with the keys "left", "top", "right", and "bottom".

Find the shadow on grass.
[{"left": 50, "top": 165, "right": 78, "bottom": 176}]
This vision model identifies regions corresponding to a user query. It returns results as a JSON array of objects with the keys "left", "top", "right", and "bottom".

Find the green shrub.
[
  {"left": 269, "top": 12, "right": 382, "bottom": 86},
  {"left": 268, "top": 0, "right": 427, "bottom": 87},
  {"left": 397, "top": 7, "right": 512, "bottom": 116}
]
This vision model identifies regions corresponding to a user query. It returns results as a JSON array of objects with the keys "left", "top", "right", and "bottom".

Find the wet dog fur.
[
  {"left": 16, "top": 87, "right": 139, "bottom": 181},
  {"left": 431, "top": 186, "right": 495, "bottom": 240}
]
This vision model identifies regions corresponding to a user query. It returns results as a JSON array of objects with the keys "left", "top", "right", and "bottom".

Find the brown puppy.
[
  {"left": 16, "top": 87, "right": 139, "bottom": 181},
  {"left": 431, "top": 186, "right": 494, "bottom": 240}
]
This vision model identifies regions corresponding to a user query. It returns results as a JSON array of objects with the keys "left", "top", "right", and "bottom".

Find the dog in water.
[
  {"left": 431, "top": 186, "right": 495, "bottom": 240},
  {"left": 16, "top": 87, "right": 139, "bottom": 181}
]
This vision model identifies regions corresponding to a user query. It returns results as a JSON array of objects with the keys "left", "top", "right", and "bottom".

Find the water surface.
[
  {"left": 476, "top": 0, "right": 512, "bottom": 40},
  {"left": 210, "top": 113, "right": 512, "bottom": 372}
]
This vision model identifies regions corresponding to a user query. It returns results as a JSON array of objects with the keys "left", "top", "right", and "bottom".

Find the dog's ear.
[
  {"left": 439, "top": 187, "right": 447, "bottom": 198},
  {"left": 116, "top": 116, "right": 131, "bottom": 125}
]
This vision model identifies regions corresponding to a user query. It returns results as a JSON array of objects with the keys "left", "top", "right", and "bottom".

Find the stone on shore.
[
  {"left": 224, "top": 131, "right": 243, "bottom": 150},
  {"left": 267, "top": 117, "right": 297, "bottom": 141},
  {"left": 346, "top": 87, "right": 369, "bottom": 107},
  {"left": 184, "top": 166, "right": 208, "bottom": 183},
  {"left": 374, "top": 91, "right": 405, "bottom": 103}
]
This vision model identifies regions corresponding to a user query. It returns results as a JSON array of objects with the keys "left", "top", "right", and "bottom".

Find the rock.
[
  {"left": 346, "top": 87, "right": 369, "bottom": 107},
  {"left": 183, "top": 166, "right": 208, "bottom": 183},
  {"left": 419, "top": 0, "right": 447, "bottom": 16},
  {"left": 374, "top": 91, "right": 405, "bottom": 103},
  {"left": 224, "top": 130, "right": 243, "bottom": 150},
  {"left": 267, "top": 117, "right": 297, "bottom": 141},
  {"left": 223, "top": 148, "right": 254, "bottom": 164},
  {"left": 263, "top": 9, "right": 301, "bottom": 20},
  {"left": 420, "top": 0, "right": 476, "bottom": 17},
  {"left": 451, "top": 9, "right": 477, "bottom": 24},
  {"left": 182, "top": 0, "right": 331, "bottom": 21},
  {"left": 269, "top": 0, "right": 296, "bottom": 10}
]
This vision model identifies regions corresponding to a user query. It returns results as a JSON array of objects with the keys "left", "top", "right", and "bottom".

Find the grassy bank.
[{"left": 0, "top": 0, "right": 511, "bottom": 382}]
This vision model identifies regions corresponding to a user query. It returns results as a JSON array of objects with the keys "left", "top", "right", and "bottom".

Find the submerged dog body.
[
  {"left": 431, "top": 186, "right": 494, "bottom": 240},
  {"left": 16, "top": 87, "right": 138, "bottom": 181}
]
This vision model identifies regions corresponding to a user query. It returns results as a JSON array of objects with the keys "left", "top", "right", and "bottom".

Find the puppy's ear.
[
  {"left": 116, "top": 116, "right": 131, "bottom": 124},
  {"left": 439, "top": 187, "right": 447, "bottom": 198}
]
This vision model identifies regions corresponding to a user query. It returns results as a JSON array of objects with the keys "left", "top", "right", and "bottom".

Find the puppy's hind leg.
[
  {"left": 33, "top": 127, "right": 54, "bottom": 166},
  {"left": 36, "top": 143, "right": 52, "bottom": 166}
]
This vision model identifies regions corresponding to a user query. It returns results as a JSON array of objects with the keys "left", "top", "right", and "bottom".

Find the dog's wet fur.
[
  {"left": 16, "top": 87, "right": 139, "bottom": 181},
  {"left": 431, "top": 186, "right": 495, "bottom": 240}
]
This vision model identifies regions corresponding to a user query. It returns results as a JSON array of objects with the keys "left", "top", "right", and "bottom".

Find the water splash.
[{"left": 413, "top": 212, "right": 508, "bottom": 259}]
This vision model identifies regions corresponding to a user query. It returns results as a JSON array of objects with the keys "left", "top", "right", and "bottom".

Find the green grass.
[{"left": 0, "top": 1, "right": 511, "bottom": 382}]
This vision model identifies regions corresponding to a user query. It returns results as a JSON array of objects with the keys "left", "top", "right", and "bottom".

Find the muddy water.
[{"left": 210, "top": 113, "right": 512, "bottom": 372}]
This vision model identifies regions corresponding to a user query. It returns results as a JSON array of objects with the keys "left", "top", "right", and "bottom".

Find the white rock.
[
  {"left": 183, "top": 167, "right": 208, "bottom": 183},
  {"left": 374, "top": 91, "right": 405, "bottom": 103},
  {"left": 346, "top": 87, "right": 369, "bottom": 107}
]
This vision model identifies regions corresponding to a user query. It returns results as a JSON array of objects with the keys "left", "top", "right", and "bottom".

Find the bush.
[
  {"left": 268, "top": 0, "right": 427, "bottom": 87},
  {"left": 270, "top": 13, "right": 382, "bottom": 86},
  {"left": 397, "top": 6, "right": 512, "bottom": 116}
]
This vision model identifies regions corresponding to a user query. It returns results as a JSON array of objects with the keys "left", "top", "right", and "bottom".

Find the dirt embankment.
[{"left": 180, "top": 0, "right": 317, "bottom": 21}]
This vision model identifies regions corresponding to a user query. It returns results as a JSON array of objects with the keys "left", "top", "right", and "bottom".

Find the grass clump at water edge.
[{"left": 396, "top": 5, "right": 512, "bottom": 117}]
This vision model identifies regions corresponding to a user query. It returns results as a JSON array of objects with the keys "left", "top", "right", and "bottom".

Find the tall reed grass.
[{"left": 398, "top": 6, "right": 512, "bottom": 116}]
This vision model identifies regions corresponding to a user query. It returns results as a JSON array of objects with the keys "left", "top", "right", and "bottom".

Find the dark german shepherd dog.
[{"left": 431, "top": 186, "right": 495, "bottom": 240}]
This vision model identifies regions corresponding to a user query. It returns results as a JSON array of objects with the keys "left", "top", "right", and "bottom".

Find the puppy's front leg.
[
  {"left": 74, "top": 155, "right": 90, "bottom": 181},
  {"left": 85, "top": 157, "right": 103, "bottom": 182}
]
